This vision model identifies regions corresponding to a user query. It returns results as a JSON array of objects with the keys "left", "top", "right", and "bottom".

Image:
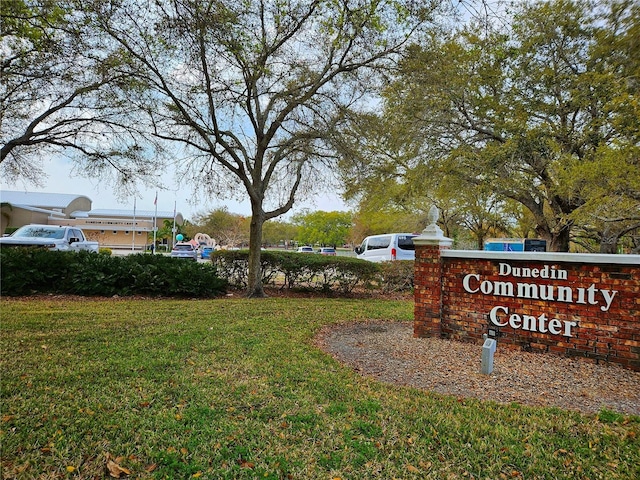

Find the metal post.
[{"left": 481, "top": 337, "right": 497, "bottom": 375}]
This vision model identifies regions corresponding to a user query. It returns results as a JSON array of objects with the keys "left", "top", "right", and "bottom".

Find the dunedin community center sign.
[
  {"left": 463, "top": 262, "right": 618, "bottom": 339},
  {"left": 412, "top": 211, "right": 640, "bottom": 371}
]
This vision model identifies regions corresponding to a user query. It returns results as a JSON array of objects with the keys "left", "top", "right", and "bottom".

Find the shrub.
[
  {"left": 0, "top": 247, "right": 75, "bottom": 295},
  {"left": 0, "top": 248, "right": 227, "bottom": 297},
  {"left": 211, "top": 250, "right": 381, "bottom": 293},
  {"left": 378, "top": 260, "right": 414, "bottom": 293}
]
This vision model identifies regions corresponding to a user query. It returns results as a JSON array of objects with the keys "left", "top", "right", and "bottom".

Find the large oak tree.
[
  {"left": 86, "top": 0, "right": 436, "bottom": 296},
  {"left": 343, "top": 0, "right": 640, "bottom": 252}
]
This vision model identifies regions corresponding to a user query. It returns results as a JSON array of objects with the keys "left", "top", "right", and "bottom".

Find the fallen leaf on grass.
[{"left": 106, "top": 455, "right": 131, "bottom": 478}]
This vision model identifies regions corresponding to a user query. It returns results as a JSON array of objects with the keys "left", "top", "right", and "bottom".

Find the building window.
[
  {"left": 113, "top": 231, "right": 117, "bottom": 234},
  {"left": 125, "top": 230, "right": 130, "bottom": 234},
  {"left": 100, "top": 230, "right": 105, "bottom": 234},
  {"left": 137, "top": 231, "right": 142, "bottom": 235}
]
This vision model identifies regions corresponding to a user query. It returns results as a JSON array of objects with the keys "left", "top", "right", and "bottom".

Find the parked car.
[
  {"left": 200, "top": 246, "right": 214, "bottom": 259},
  {"left": 170, "top": 242, "right": 198, "bottom": 260},
  {"left": 296, "top": 246, "right": 314, "bottom": 253},
  {"left": 354, "top": 233, "right": 418, "bottom": 262},
  {"left": 317, "top": 247, "right": 337, "bottom": 256},
  {"left": 0, "top": 224, "right": 99, "bottom": 252}
]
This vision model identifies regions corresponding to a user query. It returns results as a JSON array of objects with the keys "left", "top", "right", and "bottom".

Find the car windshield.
[
  {"left": 174, "top": 244, "right": 193, "bottom": 251},
  {"left": 13, "top": 226, "right": 65, "bottom": 239}
]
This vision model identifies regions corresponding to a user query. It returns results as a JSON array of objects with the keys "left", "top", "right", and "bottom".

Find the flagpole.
[
  {"left": 132, "top": 198, "right": 137, "bottom": 252},
  {"left": 171, "top": 200, "right": 177, "bottom": 249},
  {"left": 152, "top": 191, "right": 158, "bottom": 254}
]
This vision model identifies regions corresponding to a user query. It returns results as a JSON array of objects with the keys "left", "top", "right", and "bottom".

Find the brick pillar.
[{"left": 413, "top": 207, "right": 452, "bottom": 338}]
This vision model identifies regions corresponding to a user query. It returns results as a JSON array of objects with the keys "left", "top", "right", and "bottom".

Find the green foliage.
[
  {"left": 291, "top": 210, "right": 353, "bottom": 247},
  {"left": 211, "top": 250, "right": 381, "bottom": 293},
  {"left": 598, "top": 408, "right": 626, "bottom": 424},
  {"left": 378, "top": 260, "right": 414, "bottom": 293},
  {"left": 0, "top": 0, "right": 66, "bottom": 43},
  {"left": 344, "top": 0, "right": 640, "bottom": 253},
  {"left": 0, "top": 248, "right": 226, "bottom": 297},
  {"left": 0, "top": 247, "right": 74, "bottom": 295},
  {"left": 335, "top": 111, "right": 429, "bottom": 238},
  {"left": 152, "top": 219, "right": 188, "bottom": 245},
  {"left": 262, "top": 219, "right": 299, "bottom": 247}
]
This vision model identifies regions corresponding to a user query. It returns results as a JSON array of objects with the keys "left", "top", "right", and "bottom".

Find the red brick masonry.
[{"left": 414, "top": 249, "right": 640, "bottom": 371}]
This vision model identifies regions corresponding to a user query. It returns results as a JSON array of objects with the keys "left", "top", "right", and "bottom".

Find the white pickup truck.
[{"left": 0, "top": 224, "right": 99, "bottom": 252}]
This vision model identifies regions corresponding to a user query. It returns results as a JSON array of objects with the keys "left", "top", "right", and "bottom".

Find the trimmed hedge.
[
  {"left": 0, "top": 248, "right": 227, "bottom": 297},
  {"left": 378, "top": 260, "right": 414, "bottom": 292},
  {"left": 211, "top": 250, "right": 382, "bottom": 293}
]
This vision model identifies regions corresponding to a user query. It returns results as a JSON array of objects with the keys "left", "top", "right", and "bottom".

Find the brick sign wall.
[{"left": 414, "top": 242, "right": 640, "bottom": 371}]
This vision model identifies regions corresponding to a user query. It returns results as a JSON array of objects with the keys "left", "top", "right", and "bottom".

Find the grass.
[{"left": 1, "top": 297, "right": 639, "bottom": 479}]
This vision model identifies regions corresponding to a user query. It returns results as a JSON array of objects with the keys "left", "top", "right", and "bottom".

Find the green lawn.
[{"left": 1, "top": 297, "right": 638, "bottom": 479}]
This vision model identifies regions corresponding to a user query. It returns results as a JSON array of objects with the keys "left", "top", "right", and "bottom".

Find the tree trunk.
[
  {"left": 540, "top": 222, "right": 572, "bottom": 252},
  {"left": 599, "top": 240, "right": 618, "bottom": 254},
  {"left": 599, "top": 226, "right": 619, "bottom": 254},
  {"left": 247, "top": 207, "right": 266, "bottom": 298}
]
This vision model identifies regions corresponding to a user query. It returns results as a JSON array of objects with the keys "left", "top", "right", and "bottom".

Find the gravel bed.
[{"left": 315, "top": 321, "right": 640, "bottom": 416}]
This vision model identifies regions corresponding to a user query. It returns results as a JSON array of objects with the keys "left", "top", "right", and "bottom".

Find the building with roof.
[{"left": 1, "top": 190, "right": 184, "bottom": 250}]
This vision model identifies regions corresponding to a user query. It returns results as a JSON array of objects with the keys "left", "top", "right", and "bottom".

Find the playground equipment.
[{"left": 193, "top": 232, "right": 216, "bottom": 248}]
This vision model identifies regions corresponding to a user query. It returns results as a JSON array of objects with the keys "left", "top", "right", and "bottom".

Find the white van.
[{"left": 354, "top": 233, "right": 418, "bottom": 262}]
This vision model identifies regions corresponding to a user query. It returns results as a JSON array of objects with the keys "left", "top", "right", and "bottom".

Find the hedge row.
[
  {"left": 378, "top": 260, "right": 415, "bottom": 293},
  {"left": 0, "top": 248, "right": 227, "bottom": 297},
  {"left": 210, "top": 250, "right": 413, "bottom": 294}
]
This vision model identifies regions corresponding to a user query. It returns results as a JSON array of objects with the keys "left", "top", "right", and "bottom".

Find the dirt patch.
[{"left": 315, "top": 321, "right": 640, "bottom": 416}]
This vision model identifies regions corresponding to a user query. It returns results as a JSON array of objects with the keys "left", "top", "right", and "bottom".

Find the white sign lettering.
[
  {"left": 462, "top": 272, "right": 617, "bottom": 312},
  {"left": 489, "top": 305, "right": 578, "bottom": 337},
  {"left": 463, "top": 262, "right": 618, "bottom": 338}
]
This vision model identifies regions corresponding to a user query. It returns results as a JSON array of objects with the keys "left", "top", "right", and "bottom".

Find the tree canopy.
[
  {"left": 292, "top": 210, "right": 353, "bottom": 247},
  {"left": 339, "top": 0, "right": 640, "bottom": 252},
  {"left": 4, "top": 0, "right": 637, "bottom": 258},
  {"left": 0, "top": 0, "right": 159, "bottom": 190}
]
